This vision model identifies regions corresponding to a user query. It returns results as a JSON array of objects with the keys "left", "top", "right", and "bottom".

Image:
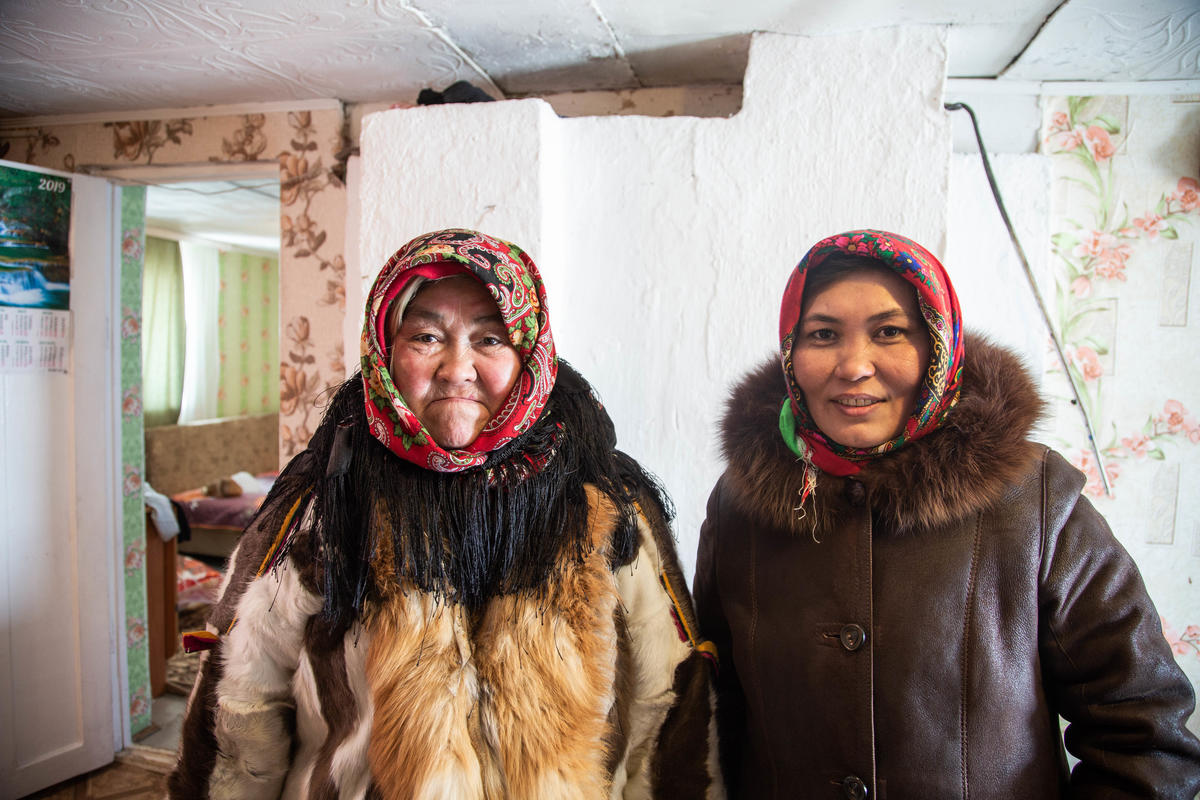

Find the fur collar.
[{"left": 719, "top": 334, "right": 1045, "bottom": 535}]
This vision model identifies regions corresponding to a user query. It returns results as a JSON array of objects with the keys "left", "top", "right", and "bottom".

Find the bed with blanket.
[{"left": 144, "top": 412, "right": 280, "bottom": 558}]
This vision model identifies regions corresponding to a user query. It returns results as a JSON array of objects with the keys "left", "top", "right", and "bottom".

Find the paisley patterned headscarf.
[
  {"left": 361, "top": 229, "right": 557, "bottom": 472},
  {"left": 778, "top": 229, "right": 964, "bottom": 486}
]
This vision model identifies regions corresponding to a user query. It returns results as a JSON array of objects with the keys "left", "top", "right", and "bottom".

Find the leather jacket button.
[
  {"left": 839, "top": 623, "right": 866, "bottom": 651},
  {"left": 842, "top": 775, "right": 868, "bottom": 799},
  {"left": 844, "top": 478, "right": 866, "bottom": 506}
]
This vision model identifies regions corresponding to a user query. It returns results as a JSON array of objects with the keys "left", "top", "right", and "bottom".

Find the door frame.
[{"left": 89, "top": 158, "right": 281, "bottom": 738}]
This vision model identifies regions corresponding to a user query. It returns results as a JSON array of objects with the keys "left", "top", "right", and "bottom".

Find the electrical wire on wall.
[{"left": 945, "top": 101, "right": 1112, "bottom": 496}]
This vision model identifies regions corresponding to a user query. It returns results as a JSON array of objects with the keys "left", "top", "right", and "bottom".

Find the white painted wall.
[
  {"left": 356, "top": 28, "right": 953, "bottom": 577},
  {"left": 947, "top": 152, "right": 1053, "bottom": 380}
]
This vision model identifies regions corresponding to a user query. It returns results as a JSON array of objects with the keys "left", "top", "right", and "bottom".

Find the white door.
[{"left": 0, "top": 165, "right": 121, "bottom": 798}]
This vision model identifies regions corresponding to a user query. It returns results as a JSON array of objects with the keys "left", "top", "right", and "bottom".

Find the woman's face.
[
  {"left": 792, "top": 268, "right": 931, "bottom": 449},
  {"left": 389, "top": 275, "right": 521, "bottom": 449}
]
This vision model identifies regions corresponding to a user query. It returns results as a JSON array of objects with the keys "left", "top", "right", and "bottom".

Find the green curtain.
[
  {"left": 216, "top": 249, "right": 279, "bottom": 418},
  {"left": 141, "top": 236, "right": 185, "bottom": 427}
]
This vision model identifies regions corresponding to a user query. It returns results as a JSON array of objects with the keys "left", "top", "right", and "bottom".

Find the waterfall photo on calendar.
[{"left": 0, "top": 162, "right": 71, "bottom": 310}]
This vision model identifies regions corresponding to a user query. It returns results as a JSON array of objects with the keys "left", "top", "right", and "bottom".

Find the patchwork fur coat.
[
  {"left": 168, "top": 472, "right": 721, "bottom": 799},
  {"left": 693, "top": 335, "right": 1200, "bottom": 799}
]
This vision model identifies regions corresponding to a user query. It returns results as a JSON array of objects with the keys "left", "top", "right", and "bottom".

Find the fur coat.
[
  {"left": 693, "top": 334, "right": 1200, "bottom": 799},
  {"left": 168, "top": 482, "right": 722, "bottom": 799}
]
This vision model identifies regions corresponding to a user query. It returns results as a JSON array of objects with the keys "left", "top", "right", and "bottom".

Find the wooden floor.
[{"left": 21, "top": 747, "right": 173, "bottom": 800}]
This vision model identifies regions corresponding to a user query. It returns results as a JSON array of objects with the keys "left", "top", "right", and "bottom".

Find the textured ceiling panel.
[
  {"left": 238, "top": 28, "right": 481, "bottom": 103},
  {"left": 1004, "top": 0, "right": 1200, "bottom": 81},
  {"left": 0, "top": 0, "right": 1196, "bottom": 120},
  {"left": 945, "top": 21, "right": 1050, "bottom": 78},
  {"left": 412, "top": 0, "right": 637, "bottom": 94},
  {"left": 1, "top": 0, "right": 420, "bottom": 59},
  {"left": 593, "top": 0, "right": 1066, "bottom": 84},
  {"left": 0, "top": 0, "right": 494, "bottom": 116},
  {"left": 595, "top": 0, "right": 1067, "bottom": 37}
]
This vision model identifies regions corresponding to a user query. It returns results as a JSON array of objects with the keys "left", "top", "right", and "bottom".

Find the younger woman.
[{"left": 694, "top": 229, "right": 1200, "bottom": 798}]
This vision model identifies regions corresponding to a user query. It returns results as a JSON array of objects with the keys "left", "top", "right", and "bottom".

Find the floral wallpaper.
[
  {"left": 119, "top": 187, "right": 151, "bottom": 735},
  {"left": 277, "top": 111, "right": 347, "bottom": 455},
  {"left": 1042, "top": 95, "right": 1200, "bottom": 718},
  {"left": 0, "top": 106, "right": 347, "bottom": 736}
]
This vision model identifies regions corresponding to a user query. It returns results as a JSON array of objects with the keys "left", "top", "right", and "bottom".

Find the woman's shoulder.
[
  {"left": 997, "top": 445, "right": 1090, "bottom": 532},
  {"left": 206, "top": 481, "right": 324, "bottom": 631},
  {"left": 855, "top": 335, "right": 1049, "bottom": 531},
  {"left": 715, "top": 357, "right": 832, "bottom": 533}
]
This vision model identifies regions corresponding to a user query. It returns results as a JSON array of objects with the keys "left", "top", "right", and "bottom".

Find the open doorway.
[{"left": 135, "top": 175, "right": 281, "bottom": 754}]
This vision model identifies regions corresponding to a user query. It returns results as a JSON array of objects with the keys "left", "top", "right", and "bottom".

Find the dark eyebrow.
[
  {"left": 403, "top": 308, "right": 443, "bottom": 324},
  {"left": 802, "top": 307, "right": 910, "bottom": 325},
  {"left": 403, "top": 307, "right": 505, "bottom": 327},
  {"left": 474, "top": 312, "right": 505, "bottom": 326}
]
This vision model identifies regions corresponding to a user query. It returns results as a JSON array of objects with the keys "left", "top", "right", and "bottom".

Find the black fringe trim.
[{"left": 251, "top": 361, "right": 671, "bottom": 629}]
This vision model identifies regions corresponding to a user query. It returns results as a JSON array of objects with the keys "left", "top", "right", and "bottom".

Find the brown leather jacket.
[{"left": 693, "top": 337, "right": 1200, "bottom": 799}]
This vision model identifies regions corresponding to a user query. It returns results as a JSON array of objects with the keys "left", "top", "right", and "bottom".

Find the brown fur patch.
[
  {"left": 604, "top": 605, "right": 634, "bottom": 779},
  {"left": 470, "top": 486, "right": 620, "bottom": 798},
  {"left": 721, "top": 334, "right": 1045, "bottom": 536},
  {"left": 305, "top": 618, "right": 359, "bottom": 799},
  {"left": 167, "top": 646, "right": 224, "bottom": 798},
  {"left": 651, "top": 653, "right": 716, "bottom": 796},
  {"left": 365, "top": 593, "right": 485, "bottom": 798},
  {"left": 364, "top": 486, "right": 623, "bottom": 798}
]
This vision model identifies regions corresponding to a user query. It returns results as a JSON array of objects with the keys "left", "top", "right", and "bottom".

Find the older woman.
[
  {"left": 169, "top": 229, "right": 720, "bottom": 799},
  {"left": 693, "top": 229, "right": 1200, "bottom": 798}
]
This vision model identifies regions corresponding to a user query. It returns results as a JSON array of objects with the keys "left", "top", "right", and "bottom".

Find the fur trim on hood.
[{"left": 719, "top": 334, "right": 1045, "bottom": 536}]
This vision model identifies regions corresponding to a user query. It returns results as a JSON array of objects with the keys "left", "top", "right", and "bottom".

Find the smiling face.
[
  {"left": 791, "top": 265, "right": 931, "bottom": 449},
  {"left": 388, "top": 274, "right": 522, "bottom": 449}
]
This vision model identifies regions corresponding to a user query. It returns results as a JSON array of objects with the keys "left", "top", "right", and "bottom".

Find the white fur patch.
[
  {"left": 210, "top": 559, "right": 323, "bottom": 797},
  {"left": 614, "top": 514, "right": 695, "bottom": 797}
]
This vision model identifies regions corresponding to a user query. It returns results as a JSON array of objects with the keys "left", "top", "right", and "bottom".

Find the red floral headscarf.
[
  {"left": 778, "top": 229, "right": 964, "bottom": 481},
  {"left": 361, "top": 229, "right": 557, "bottom": 472}
]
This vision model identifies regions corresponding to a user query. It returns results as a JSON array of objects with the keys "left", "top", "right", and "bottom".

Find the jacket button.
[
  {"left": 842, "top": 775, "right": 868, "bottom": 799},
  {"left": 839, "top": 623, "right": 866, "bottom": 651},
  {"left": 844, "top": 478, "right": 866, "bottom": 506}
]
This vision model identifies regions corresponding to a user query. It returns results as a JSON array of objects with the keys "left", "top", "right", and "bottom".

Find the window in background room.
[
  {"left": 144, "top": 179, "right": 280, "bottom": 426},
  {"left": 141, "top": 236, "right": 184, "bottom": 426}
]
